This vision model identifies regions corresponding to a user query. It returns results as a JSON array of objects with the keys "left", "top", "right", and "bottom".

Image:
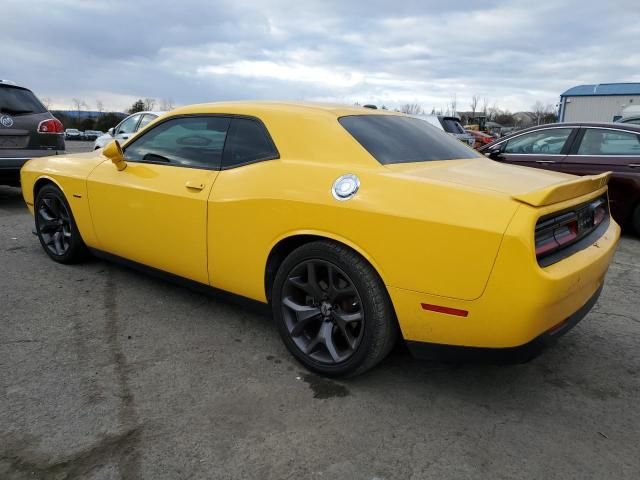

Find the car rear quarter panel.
[{"left": 207, "top": 158, "right": 518, "bottom": 303}]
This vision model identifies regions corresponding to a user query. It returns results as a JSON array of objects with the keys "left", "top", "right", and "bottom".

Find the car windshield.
[
  {"left": 339, "top": 115, "right": 480, "bottom": 165},
  {"left": 0, "top": 86, "right": 47, "bottom": 115}
]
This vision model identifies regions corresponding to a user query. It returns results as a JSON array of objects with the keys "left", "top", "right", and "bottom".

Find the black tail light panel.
[{"left": 535, "top": 195, "right": 609, "bottom": 267}]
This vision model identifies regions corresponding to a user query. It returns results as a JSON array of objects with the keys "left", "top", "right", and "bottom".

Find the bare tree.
[
  {"left": 481, "top": 97, "right": 489, "bottom": 117},
  {"left": 71, "top": 98, "right": 87, "bottom": 122},
  {"left": 400, "top": 103, "right": 423, "bottom": 115},
  {"left": 159, "top": 98, "right": 175, "bottom": 111},
  {"left": 450, "top": 94, "right": 458, "bottom": 118},
  {"left": 40, "top": 97, "right": 52, "bottom": 109},
  {"left": 532, "top": 101, "right": 547, "bottom": 125},
  {"left": 96, "top": 100, "right": 104, "bottom": 113},
  {"left": 143, "top": 98, "right": 156, "bottom": 111},
  {"left": 470, "top": 95, "right": 479, "bottom": 120}
]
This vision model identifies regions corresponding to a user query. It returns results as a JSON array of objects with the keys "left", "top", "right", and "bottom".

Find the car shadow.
[{"left": 0, "top": 186, "right": 27, "bottom": 212}]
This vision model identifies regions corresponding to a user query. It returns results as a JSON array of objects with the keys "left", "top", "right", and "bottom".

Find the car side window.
[
  {"left": 503, "top": 128, "right": 573, "bottom": 154},
  {"left": 577, "top": 128, "right": 640, "bottom": 155},
  {"left": 124, "top": 116, "right": 231, "bottom": 169},
  {"left": 117, "top": 114, "right": 141, "bottom": 135},
  {"left": 222, "top": 118, "right": 278, "bottom": 169},
  {"left": 137, "top": 114, "right": 156, "bottom": 131}
]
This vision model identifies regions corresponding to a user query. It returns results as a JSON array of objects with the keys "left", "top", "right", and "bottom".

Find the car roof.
[
  {"left": 501, "top": 122, "right": 640, "bottom": 140},
  {"left": 170, "top": 101, "right": 400, "bottom": 119}
]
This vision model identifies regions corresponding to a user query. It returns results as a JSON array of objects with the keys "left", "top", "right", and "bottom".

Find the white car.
[
  {"left": 93, "top": 111, "right": 164, "bottom": 149},
  {"left": 413, "top": 114, "right": 475, "bottom": 147}
]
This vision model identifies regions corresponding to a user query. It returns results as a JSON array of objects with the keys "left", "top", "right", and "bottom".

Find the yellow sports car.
[{"left": 20, "top": 102, "right": 620, "bottom": 376}]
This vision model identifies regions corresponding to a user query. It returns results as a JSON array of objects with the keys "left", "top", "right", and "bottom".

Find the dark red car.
[
  {"left": 479, "top": 122, "right": 640, "bottom": 235},
  {"left": 465, "top": 129, "right": 495, "bottom": 149}
]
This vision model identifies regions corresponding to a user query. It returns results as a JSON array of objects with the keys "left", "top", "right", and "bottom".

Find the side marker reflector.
[{"left": 421, "top": 303, "right": 469, "bottom": 317}]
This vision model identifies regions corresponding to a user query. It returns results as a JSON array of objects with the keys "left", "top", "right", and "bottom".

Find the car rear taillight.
[
  {"left": 535, "top": 196, "right": 608, "bottom": 266},
  {"left": 38, "top": 118, "right": 64, "bottom": 134}
]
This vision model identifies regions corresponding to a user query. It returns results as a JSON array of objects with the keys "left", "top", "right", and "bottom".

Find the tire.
[
  {"left": 271, "top": 240, "right": 398, "bottom": 377},
  {"left": 34, "top": 184, "right": 87, "bottom": 264},
  {"left": 632, "top": 203, "right": 640, "bottom": 237}
]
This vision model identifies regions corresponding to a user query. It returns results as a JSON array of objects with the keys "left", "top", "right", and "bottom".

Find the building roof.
[{"left": 561, "top": 83, "right": 640, "bottom": 97}]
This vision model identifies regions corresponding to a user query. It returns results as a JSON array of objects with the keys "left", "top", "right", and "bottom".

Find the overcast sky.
[{"left": 3, "top": 0, "right": 639, "bottom": 113}]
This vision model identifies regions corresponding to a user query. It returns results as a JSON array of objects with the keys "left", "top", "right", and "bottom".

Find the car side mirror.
[
  {"left": 108, "top": 127, "right": 115, "bottom": 136},
  {"left": 485, "top": 144, "right": 504, "bottom": 159},
  {"left": 103, "top": 140, "right": 127, "bottom": 171}
]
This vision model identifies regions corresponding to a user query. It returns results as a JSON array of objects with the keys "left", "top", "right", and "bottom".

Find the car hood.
[{"left": 384, "top": 158, "right": 609, "bottom": 206}]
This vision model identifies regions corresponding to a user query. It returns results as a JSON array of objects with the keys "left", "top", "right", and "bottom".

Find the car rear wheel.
[
  {"left": 272, "top": 240, "right": 397, "bottom": 377},
  {"left": 35, "top": 184, "right": 87, "bottom": 264}
]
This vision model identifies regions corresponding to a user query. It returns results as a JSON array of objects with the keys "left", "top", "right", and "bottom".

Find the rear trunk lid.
[{"left": 385, "top": 158, "right": 609, "bottom": 206}]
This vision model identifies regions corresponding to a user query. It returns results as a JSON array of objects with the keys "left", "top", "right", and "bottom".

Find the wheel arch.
[
  {"left": 263, "top": 231, "right": 388, "bottom": 303},
  {"left": 33, "top": 175, "right": 66, "bottom": 200}
]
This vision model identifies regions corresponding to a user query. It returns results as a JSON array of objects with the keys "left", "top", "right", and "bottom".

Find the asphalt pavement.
[{"left": 1, "top": 153, "right": 639, "bottom": 479}]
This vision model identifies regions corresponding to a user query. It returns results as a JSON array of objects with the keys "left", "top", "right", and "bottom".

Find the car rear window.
[
  {"left": 0, "top": 85, "right": 47, "bottom": 116},
  {"left": 339, "top": 115, "right": 480, "bottom": 165},
  {"left": 440, "top": 117, "right": 465, "bottom": 134}
]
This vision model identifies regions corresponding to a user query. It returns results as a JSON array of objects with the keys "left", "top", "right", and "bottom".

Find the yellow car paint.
[{"left": 20, "top": 101, "right": 620, "bottom": 352}]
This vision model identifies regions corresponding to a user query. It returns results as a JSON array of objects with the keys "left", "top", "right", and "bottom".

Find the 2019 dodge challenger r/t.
[{"left": 20, "top": 102, "right": 620, "bottom": 377}]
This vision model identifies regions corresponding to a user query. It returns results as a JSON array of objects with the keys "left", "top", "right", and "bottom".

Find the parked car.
[
  {"left": 21, "top": 103, "right": 620, "bottom": 376},
  {"left": 83, "top": 130, "right": 103, "bottom": 141},
  {"left": 617, "top": 115, "right": 640, "bottom": 126},
  {"left": 466, "top": 129, "right": 495, "bottom": 149},
  {"left": 479, "top": 122, "right": 640, "bottom": 235},
  {"left": 94, "top": 111, "right": 163, "bottom": 149},
  {"left": 65, "top": 128, "right": 82, "bottom": 140},
  {"left": 0, "top": 79, "right": 64, "bottom": 186},
  {"left": 414, "top": 114, "right": 475, "bottom": 147}
]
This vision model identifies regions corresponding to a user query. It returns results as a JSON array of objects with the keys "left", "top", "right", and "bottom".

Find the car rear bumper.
[
  {"left": 0, "top": 150, "right": 62, "bottom": 184},
  {"left": 405, "top": 284, "right": 603, "bottom": 363},
  {"left": 388, "top": 193, "right": 620, "bottom": 353},
  {"left": 1, "top": 149, "right": 62, "bottom": 168}
]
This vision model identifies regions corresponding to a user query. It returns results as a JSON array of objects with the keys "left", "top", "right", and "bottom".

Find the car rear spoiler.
[{"left": 513, "top": 172, "right": 611, "bottom": 207}]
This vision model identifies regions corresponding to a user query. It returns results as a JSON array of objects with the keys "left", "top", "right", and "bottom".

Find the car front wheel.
[
  {"left": 272, "top": 240, "right": 398, "bottom": 377},
  {"left": 35, "top": 184, "right": 87, "bottom": 264}
]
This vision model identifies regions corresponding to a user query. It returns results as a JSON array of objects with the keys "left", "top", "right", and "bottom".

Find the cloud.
[{"left": 2, "top": 0, "right": 639, "bottom": 112}]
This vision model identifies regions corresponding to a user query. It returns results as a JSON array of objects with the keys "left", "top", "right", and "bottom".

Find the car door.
[
  {"left": 561, "top": 127, "right": 640, "bottom": 223},
  {"left": 489, "top": 127, "right": 576, "bottom": 170},
  {"left": 113, "top": 113, "right": 142, "bottom": 143},
  {"left": 87, "top": 115, "right": 231, "bottom": 284}
]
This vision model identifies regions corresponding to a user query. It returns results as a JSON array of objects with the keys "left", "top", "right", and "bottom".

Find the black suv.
[{"left": 0, "top": 80, "right": 65, "bottom": 186}]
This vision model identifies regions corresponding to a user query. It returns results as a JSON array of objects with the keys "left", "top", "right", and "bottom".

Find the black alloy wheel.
[
  {"left": 272, "top": 240, "right": 398, "bottom": 377},
  {"left": 281, "top": 259, "right": 365, "bottom": 364},
  {"left": 35, "top": 184, "right": 87, "bottom": 263}
]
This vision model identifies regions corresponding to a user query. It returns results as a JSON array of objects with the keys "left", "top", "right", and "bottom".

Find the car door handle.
[
  {"left": 121, "top": 135, "right": 129, "bottom": 140},
  {"left": 535, "top": 160, "right": 556, "bottom": 164},
  {"left": 185, "top": 181, "right": 206, "bottom": 191},
  {"left": 629, "top": 163, "right": 640, "bottom": 168}
]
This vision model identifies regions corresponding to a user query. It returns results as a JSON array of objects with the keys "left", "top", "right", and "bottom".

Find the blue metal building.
[{"left": 558, "top": 83, "right": 640, "bottom": 122}]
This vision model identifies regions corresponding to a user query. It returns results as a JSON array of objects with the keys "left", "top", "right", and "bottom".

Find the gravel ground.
[{"left": 1, "top": 170, "right": 639, "bottom": 479}]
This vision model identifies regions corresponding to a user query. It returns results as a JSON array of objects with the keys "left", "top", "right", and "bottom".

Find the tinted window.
[
  {"left": 503, "top": 128, "right": 572, "bottom": 154},
  {"left": 124, "top": 116, "right": 230, "bottom": 169},
  {"left": 117, "top": 114, "right": 141, "bottom": 135},
  {"left": 577, "top": 128, "right": 640, "bottom": 155},
  {"left": 222, "top": 118, "right": 278, "bottom": 168},
  {"left": 440, "top": 117, "right": 465, "bottom": 134},
  {"left": 0, "top": 86, "right": 46, "bottom": 115},
  {"left": 137, "top": 114, "right": 156, "bottom": 131},
  {"left": 339, "top": 115, "right": 480, "bottom": 165}
]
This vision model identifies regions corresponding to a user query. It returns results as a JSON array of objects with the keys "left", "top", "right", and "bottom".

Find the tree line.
[{"left": 49, "top": 97, "right": 175, "bottom": 132}]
